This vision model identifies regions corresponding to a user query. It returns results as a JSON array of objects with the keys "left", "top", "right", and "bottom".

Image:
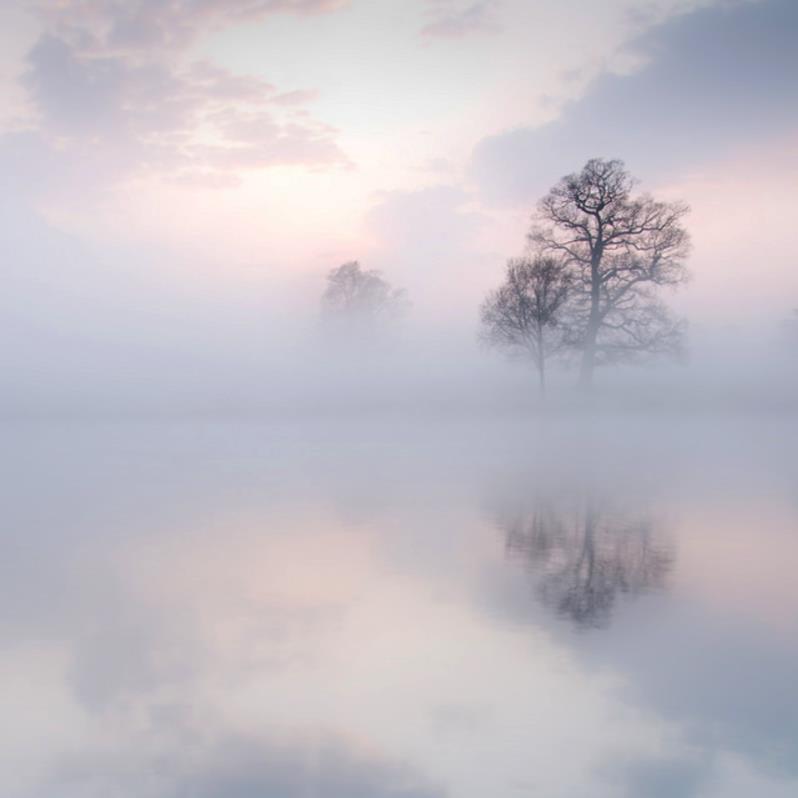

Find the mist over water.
[{"left": 3, "top": 414, "right": 797, "bottom": 797}]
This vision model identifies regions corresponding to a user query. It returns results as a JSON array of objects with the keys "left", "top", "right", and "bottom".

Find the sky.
[{"left": 0, "top": 0, "right": 796, "bottom": 404}]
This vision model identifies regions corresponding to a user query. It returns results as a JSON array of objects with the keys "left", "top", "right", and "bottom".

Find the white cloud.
[{"left": 421, "top": 0, "right": 501, "bottom": 38}]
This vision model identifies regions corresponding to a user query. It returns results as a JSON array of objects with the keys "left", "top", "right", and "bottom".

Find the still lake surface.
[{"left": 3, "top": 414, "right": 797, "bottom": 797}]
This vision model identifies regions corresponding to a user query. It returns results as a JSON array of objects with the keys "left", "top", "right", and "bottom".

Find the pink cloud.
[
  {"left": 12, "top": 4, "right": 350, "bottom": 191},
  {"left": 36, "top": 0, "right": 351, "bottom": 53}
]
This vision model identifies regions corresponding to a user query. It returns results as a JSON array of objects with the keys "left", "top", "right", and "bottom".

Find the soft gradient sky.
[{"left": 1, "top": 0, "right": 796, "bottom": 397}]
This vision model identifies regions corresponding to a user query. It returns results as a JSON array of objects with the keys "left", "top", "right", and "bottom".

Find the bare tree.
[
  {"left": 321, "top": 261, "right": 409, "bottom": 337},
  {"left": 531, "top": 158, "right": 690, "bottom": 389},
  {"left": 480, "top": 255, "right": 573, "bottom": 396}
]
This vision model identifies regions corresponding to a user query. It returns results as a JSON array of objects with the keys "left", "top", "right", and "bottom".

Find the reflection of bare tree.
[{"left": 503, "top": 499, "right": 673, "bottom": 628}]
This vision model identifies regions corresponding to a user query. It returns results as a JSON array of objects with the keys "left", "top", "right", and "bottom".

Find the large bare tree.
[
  {"left": 531, "top": 159, "right": 690, "bottom": 388},
  {"left": 480, "top": 255, "right": 573, "bottom": 396}
]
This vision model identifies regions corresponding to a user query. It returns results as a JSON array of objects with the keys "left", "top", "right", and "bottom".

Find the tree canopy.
[
  {"left": 321, "top": 261, "right": 409, "bottom": 335},
  {"left": 531, "top": 158, "right": 691, "bottom": 387},
  {"left": 480, "top": 254, "right": 573, "bottom": 395}
]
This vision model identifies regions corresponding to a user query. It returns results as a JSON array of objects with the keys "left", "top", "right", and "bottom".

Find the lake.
[{"left": 3, "top": 413, "right": 797, "bottom": 797}]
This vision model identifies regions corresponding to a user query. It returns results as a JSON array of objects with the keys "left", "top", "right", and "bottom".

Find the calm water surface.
[{"left": 2, "top": 415, "right": 797, "bottom": 797}]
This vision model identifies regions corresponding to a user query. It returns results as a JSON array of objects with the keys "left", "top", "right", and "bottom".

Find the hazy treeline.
[{"left": 2, "top": 159, "right": 796, "bottom": 416}]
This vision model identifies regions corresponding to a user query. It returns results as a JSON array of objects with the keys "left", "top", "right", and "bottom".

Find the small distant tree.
[
  {"left": 480, "top": 255, "right": 573, "bottom": 396},
  {"left": 531, "top": 158, "right": 691, "bottom": 389},
  {"left": 321, "top": 261, "right": 409, "bottom": 337}
]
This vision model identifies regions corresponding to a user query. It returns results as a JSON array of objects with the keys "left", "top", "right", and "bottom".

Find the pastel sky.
[{"left": 1, "top": 0, "right": 796, "bottom": 356}]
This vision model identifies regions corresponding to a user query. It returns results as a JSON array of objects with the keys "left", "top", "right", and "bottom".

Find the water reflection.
[
  {"left": 1, "top": 418, "right": 797, "bottom": 798},
  {"left": 501, "top": 498, "right": 673, "bottom": 628}
]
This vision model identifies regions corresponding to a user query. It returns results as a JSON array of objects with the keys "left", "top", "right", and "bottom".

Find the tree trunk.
[
  {"left": 538, "top": 359, "right": 546, "bottom": 399},
  {"left": 579, "top": 250, "right": 602, "bottom": 390},
  {"left": 537, "top": 326, "right": 547, "bottom": 399},
  {"left": 578, "top": 321, "right": 598, "bottom": 389}
]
